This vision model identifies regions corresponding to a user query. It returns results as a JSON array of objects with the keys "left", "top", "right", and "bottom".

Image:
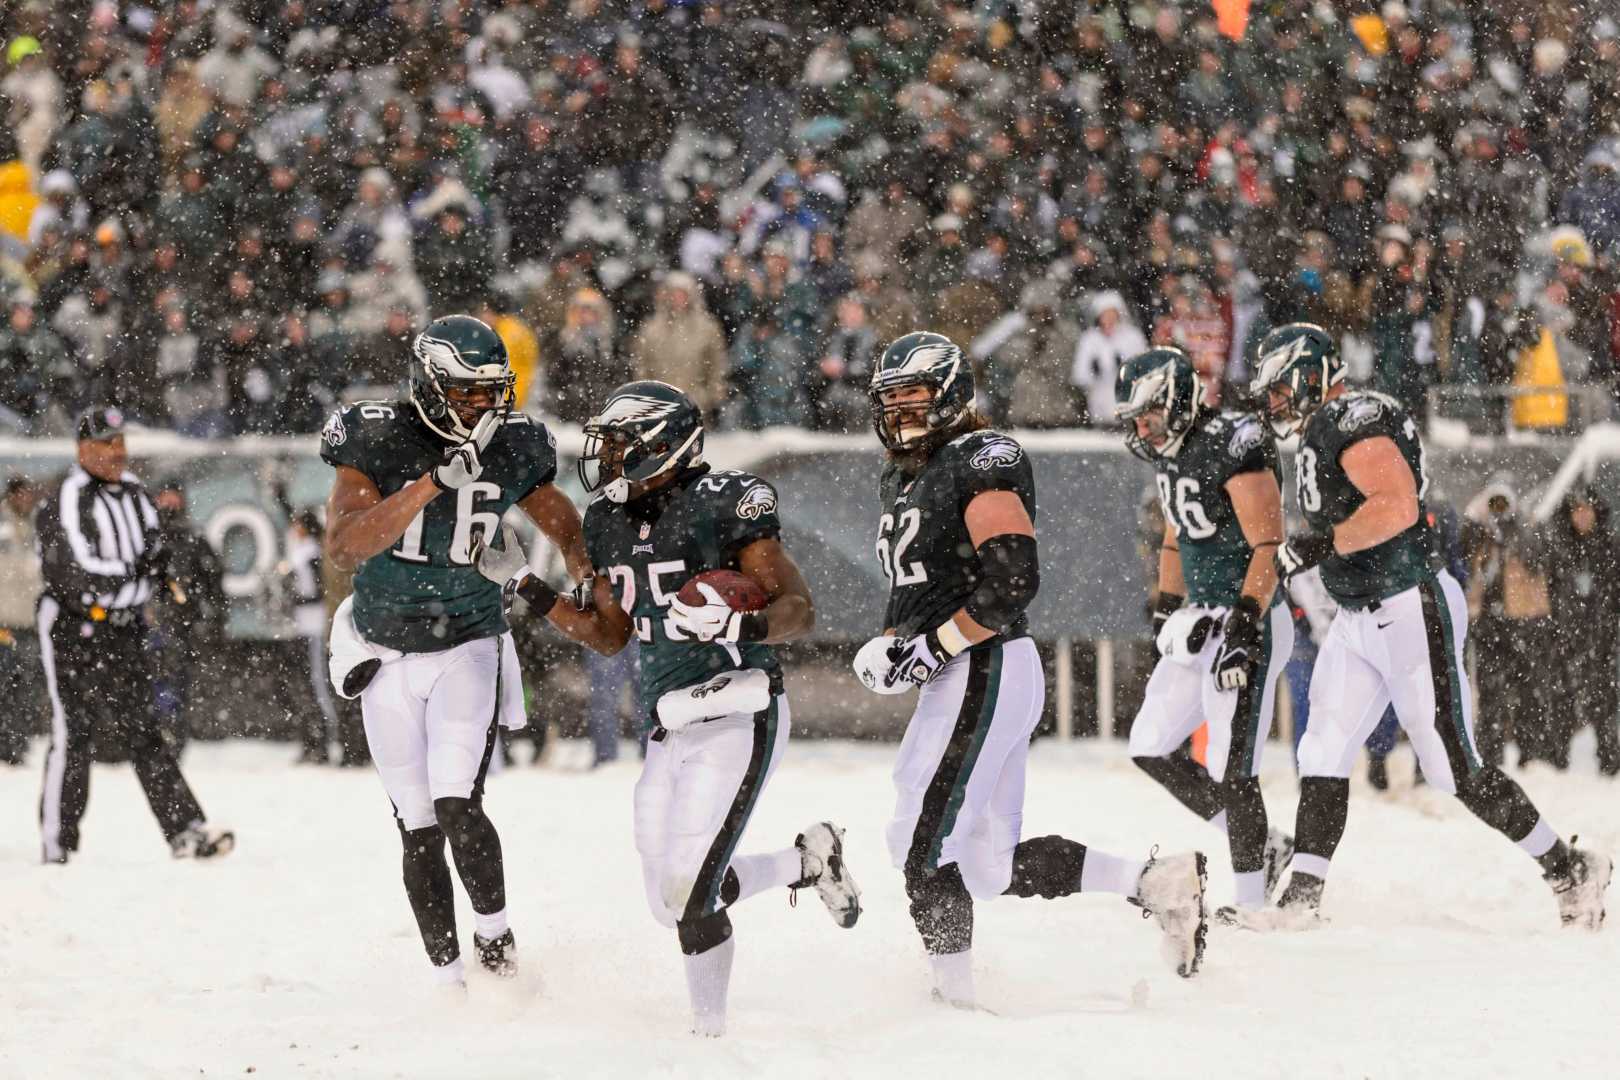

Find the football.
[{"left": 676, "top": 569, "right": 768, "bottom": 612}]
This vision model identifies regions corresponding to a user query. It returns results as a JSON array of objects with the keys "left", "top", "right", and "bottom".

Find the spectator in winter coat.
[
  {"left": 996, "top": 279, "right": 1083, "bottom": 429},
  {"left": 1544, "top": 488, "right": 1620, "bottom": 774},
  {"left": 550, "top": 287, "right": 625, "bottom": 425},
  {"left": 1070, "top": 290, "right": 1147, "bottom": 427},
  {"left": 809, "top": 293, "right": 878, "bottom": 432},
  {"left": 629, "top": 272, "right": 729, "bottom": 420},
  {"left": 1558, "top": 150, "right": 1620, "bottom": 259}
]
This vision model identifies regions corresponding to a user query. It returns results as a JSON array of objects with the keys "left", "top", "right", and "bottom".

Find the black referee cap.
[{"left": 76, "top": 406, "right": 127, "bottom": 442}]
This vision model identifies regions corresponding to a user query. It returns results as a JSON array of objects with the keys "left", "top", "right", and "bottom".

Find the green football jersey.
[
  {"left": 1157, "top": 412, "right": 1280, "bottom": 608},
  {"left": 319, "top": 401, "right": 558, "bottom": 652},
  {"left": 584, "top": 466, "right": 783, "bottom": 723},
  {"left": 1297, "top": 390, "right": 1436, "bottom": 608},
  {"left": 877, "top": 429, "right": 1037, "bottom": 641}
]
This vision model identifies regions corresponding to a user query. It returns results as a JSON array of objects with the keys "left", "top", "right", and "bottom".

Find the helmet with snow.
[
  {"left": 410, "top": 314, "right": 515, "bottom": 441},
  {"left": 1248, "top": 322, "right": 1342, "bottom": 438},
  {"left": 1114, "top": 347, "right": 1201, "bottom": 461},
  {"left": 868, "top": 331, "right": 974, "bottom": 451},
  {"left": 578, "top": 380, "right": 705, "bottom": 504}
]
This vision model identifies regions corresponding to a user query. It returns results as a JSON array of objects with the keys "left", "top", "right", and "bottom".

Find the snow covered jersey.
[
  {"left": 584, "top": 466, "right": 783, "bottom": 723},
  {"left": 319, "top": 401, "right": 557, "bottom": 653},
  {"left": 1157, "top": 412, "right": 1281, "bottom": 608},
  {"left": 1297, "top": 390, "right": 1436, "bottom": 609},
  {"left": 876, "top": 429, "right": 1036, "bottom": 642}
]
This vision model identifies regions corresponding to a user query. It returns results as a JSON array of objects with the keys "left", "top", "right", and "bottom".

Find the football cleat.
[
  {"left": 793, "top": 822, "right": 861, "bottom": 928},
  {"left": 1548, "top": 843, "right": 1612, "bottom": 931},
  {"left": 1262, "top": 828, "right": 1296, "bottom": 900},
  {"left": 473, "top": 929, "right": 520, "bottom": 977},
  {"left": 1224, "top": 872, "right": 1325, "bottom": 931},
  {"left": 170, "top": 823, "right": 235, "bottom": 860},
  {"left": 1132, "top": 850, "right": 1208, "bottom": 977}
]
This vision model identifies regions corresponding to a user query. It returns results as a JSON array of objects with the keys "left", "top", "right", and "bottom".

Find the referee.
[{"left": 35, "top": 407, "right": 233, "bottom": 864}]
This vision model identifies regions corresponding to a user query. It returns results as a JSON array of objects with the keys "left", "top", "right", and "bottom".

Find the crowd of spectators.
[{"left": 1, "top": 0, "right": 1619, "bottom": 439}]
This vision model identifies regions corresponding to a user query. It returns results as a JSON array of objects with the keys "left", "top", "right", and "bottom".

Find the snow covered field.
[{"left": 3, "top": 735, "right": 1617, "bottom": 1079}]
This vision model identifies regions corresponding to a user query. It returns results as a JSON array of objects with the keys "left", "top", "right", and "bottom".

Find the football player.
[
  {"left": 479, "top": 379, "right": 860, "bottom": 1037},
  {"left": 320, "top": 315, "right": 601, "bottom": 987},
  {"left": 1246, "top": 322, "right": 1611, "bottom": 928},
  {"left": 1114, "top": 348, "right": 1296, "bottom": 915},
  {"left": 853, "top": 331, "right": 1209, "bottom": 1008}
]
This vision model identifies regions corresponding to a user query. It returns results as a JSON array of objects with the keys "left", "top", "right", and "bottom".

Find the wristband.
[
  {"left": 934, "top": 619, "right": 971, "bottom": 657},
  {"left": 723, "top": 610, "right": 770, "bottom": 643},
  {"left": 516, "top": 574, "right": 561, "bottom": 615}
]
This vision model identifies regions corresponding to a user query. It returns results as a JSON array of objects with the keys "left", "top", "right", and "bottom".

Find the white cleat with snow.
[
  {"left": 1551, "top": 846, "right": 1612, "bottom": 930},
  {"left": 1133, "top": 851, "right": 1208, "bottom": 977},
  {"left": 170, "top": 822, "right": 235, "bottom": 860},
  {"left": 794, "top": 822, "right": 861, "bottom": 928}
]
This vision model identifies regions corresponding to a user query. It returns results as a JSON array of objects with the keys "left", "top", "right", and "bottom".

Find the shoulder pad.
[
  {"left": 1226, "top": 414, "right": 1268, "bottom": 459},
  {"left": 952, "top": 430, "right": 1025, "bottom": 471}
]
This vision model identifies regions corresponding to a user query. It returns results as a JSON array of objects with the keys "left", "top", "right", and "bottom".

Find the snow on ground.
[{"left": 3, "top": 735, "right": 1618, "bottom": 1080}]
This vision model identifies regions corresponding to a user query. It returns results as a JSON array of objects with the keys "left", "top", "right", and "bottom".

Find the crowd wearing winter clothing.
[{"left": 2, "top": 2, "right": 1620, "bottom": 437}]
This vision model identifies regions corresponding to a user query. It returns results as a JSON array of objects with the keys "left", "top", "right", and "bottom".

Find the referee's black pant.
[{"left": 38, "top": 596, "right": 204, "bottom": 861}]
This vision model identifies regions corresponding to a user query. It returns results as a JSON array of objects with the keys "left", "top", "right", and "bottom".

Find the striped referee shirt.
[{"left": 36, "top": 466, "right": 159, "bottom": 620}]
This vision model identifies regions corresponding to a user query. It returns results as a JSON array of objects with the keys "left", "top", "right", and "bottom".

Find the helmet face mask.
[
  {"left": 1114, "top": 347, "right": 1200, "bottom": 461},
  {"left": 411, "top": 315, "right": 515, "bottom": 440},
  {"left": 578, "top": 381, "right": 704, "bottom": 504},
  {"left": 869, "top": 332, "right": 974, "bottom": 451},
  {"left": 1248, "top": 323, "right": 1341, "bottom": 438}
]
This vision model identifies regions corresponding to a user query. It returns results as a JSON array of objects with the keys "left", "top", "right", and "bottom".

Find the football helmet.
[
  {"left": 1248, "top": 323, "right": 1342, "bottom": 438},
  {"left": 868, "top": 331, "right": 974, "bottom": 451},
  {"left": 1115, "top": 347, "right": 1201, "bottom": 461},
  {"left": 410, "top": 314, "right": 515, "bottom": 441},
  {"left": 579, "top": 380, "right": 705, "bottom": 504}
]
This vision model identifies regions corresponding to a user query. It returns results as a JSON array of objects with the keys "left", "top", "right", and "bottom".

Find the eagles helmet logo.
[
  {"left": 969, "top": 436, "right": 1023, "bottom": 471},
  {"left": 321, "top": 410, "right": 347, "bottom": 447},
  {"left": 736, "top": 484, "right": 778, "bottom": 520},
  {"left": 596, "top": 393, "right": 685, "bottom": 429}
]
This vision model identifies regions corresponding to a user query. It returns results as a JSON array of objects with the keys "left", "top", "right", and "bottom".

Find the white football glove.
[
  {"left": 431, "top": 410, "right": 502, "bottom": 490},
  {"left": 854, "top": 635, "right": 911, "bottom": 695},
  {"left": 887, "top": 631, "right": 949, "bottom": 687},
  {"left": 665, "top": 582, "right": 734, "bottom": 642},
  {"left": 473, "top": 523, "right": 530, "bottom": 587}
]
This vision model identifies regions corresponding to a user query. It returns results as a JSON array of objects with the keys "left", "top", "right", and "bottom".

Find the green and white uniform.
[
  {"left": 1292, "top": 391, "right": 1482, "bottom": 797},
  {"left": 586, "top": 465, "right": 799, "bottom": 930},
  {"left": 319, "top": 400, "right": 553, "bottom": 829},
  {"left": 1130, "top": 413, "right": 1294, "bottom": 784}
]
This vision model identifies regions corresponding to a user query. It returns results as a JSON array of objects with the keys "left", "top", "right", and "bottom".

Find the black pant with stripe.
[{"left": 38, "top": 596, "right": 205, "bottom": 861}]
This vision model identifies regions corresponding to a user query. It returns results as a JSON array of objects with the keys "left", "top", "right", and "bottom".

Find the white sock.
[
  {"left": 1209, "top": 810, "right": 1229, "bottom": 834},
  {"left": 684, "top": 936, "right": 735, "bottom": 1037},
  {"left": 473, "top": 908, "right": 509, "bottom": 940},
  {"left": 1517, "top": 818, "right": 1558, "bottom": 859},
  {"left": 430, "top": 956, "right": 466, "bottom": 986},
  {"left": 730, "top": 848, "right": 804, "bottom": 904},
  {"left": 1233, "top": 870, "right": 1267, "bottom": 909},
  {"left": 1290, "top": 853, "right": 1331, "bottom": 881},
  {"left": 1080, "top": 850, "right": 1148, "bottom": 899},
  {"left": 929, "top": 949, "right": 975, "bottom": 1007}
]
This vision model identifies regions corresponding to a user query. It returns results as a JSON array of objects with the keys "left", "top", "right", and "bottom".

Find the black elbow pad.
[{"left": 964, "top": 533, "right": 1039, "bottom": 633}]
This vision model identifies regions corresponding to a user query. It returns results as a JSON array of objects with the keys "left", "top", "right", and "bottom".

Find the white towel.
[
  {"left": 654, "top": 668, "right": 772, "bottom": 732},
  {"left": 1156, "top": 605, "right": 1227, "bottom": 665},
  {"left": 327, "top": 595, "right": 402, "bottom": 699},
  {"left": 498, "top": 631, "right": 527, "bottom": 731}
]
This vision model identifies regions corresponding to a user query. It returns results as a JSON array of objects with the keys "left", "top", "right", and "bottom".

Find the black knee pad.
[
  {"left": 677, "top": 909, "right": 733, "bottom": 956},
  {"left": 433, "top": 796, "right": 485, "bottom": 841},
  {"left": 904, "top": 861, "right": 973, "bottom": 955},
  {"left": 1005, "top": 835, "right": 1086, "bottom": 899},
  {"left": 398, "top": 821, "right": 446, "bottom": 853}
]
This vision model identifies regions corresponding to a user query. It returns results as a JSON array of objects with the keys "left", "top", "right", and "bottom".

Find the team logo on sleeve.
[
  {"left": 1227, "top": 417, "right": 1265, "bottom": 459},
  {"left": 1337, "top": 396, "right": 1386, "bottom": 433},
  {"left": 736, "top": 484, "right": 777, "bottom": 520},
  {"left": 969, "top": 436, "right": 1023, "bottom": 470},
  {"left": 321, "top": 410, "right": 347, "bottom": 447}
]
